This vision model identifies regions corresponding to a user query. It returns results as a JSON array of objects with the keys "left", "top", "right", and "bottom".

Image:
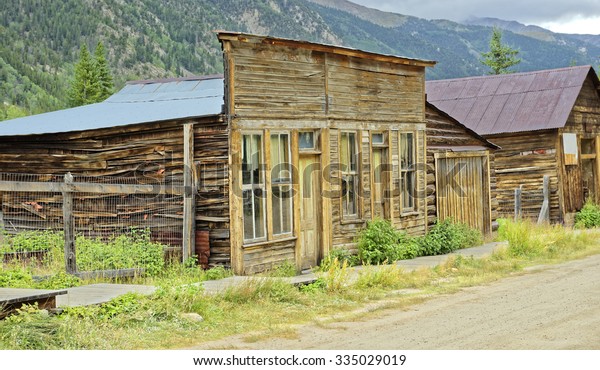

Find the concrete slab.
[{"left": 56, "top": 283, "right": 156, "bottom": 307}]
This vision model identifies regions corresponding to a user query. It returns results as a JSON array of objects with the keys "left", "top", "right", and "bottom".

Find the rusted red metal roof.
[{"left": 426, "top": 65, "right": 599, "bottom": 135}]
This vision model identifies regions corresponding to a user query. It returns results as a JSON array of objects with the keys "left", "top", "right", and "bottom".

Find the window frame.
[
  {"left": 340, "top": 131, "right": 360, "bottom": 219},
  {"left": 270, "top": 131, "right": 294, "bottom": 237},
  {"left": 399, "top": 131, "right": 417, "bottom": 214},
  {"left": 241, "top": 132, "right": 267, "bottom": 243}
]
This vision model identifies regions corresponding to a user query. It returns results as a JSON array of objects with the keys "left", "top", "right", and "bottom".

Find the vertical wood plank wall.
[{"left": 425, "top": 105, "right": 496, "bottom": 234}]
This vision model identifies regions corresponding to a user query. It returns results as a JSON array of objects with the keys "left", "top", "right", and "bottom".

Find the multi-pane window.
[
  {"left": 242, "top": 134, "right": 266, "bottom": 241},
  {"left": 270, "top": 133, "right": 293, "bottom": 235},
  {"left": 340, "top": 132, "right": 359, "bottom": 217},
  {"left": 400, "top": 132, "right": 416, "bottom": 212}
]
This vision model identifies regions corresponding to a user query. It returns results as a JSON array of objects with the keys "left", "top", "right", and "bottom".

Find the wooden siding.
[
  {"left": 485, "top": 131, "right": 561, "bottom": 223},
  {"left": 425, "top": 105, "right": 496, "bottom": 234},
  {"left": 227, "top": 39, "right": 425, "bottom": 123},
  {"left": 0, "top": 117, "right": 231, "bottom": 265},
  {"left": 223, "top": 36, "right": 429, "bottom": 273},
  {"left": 560, "top": 76, "right": 600, "bottom": 216},
  {"left": 194, "top": 122, "right": 230, "bottom": 266}
]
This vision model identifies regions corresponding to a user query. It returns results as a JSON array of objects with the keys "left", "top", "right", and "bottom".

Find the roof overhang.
[{"left": 217, "top": 31, "right": 436, "bottom": 68}]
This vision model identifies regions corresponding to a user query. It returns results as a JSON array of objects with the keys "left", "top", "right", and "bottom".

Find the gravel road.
[{"left": 196, "top": 254, "right": 600, "bottom": 350}]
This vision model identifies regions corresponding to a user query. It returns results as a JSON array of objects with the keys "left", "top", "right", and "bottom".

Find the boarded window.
[
  {"left": 400, "top": 132, "right": 415, "bottom": 212},
  {"left": 271, "top": 133, "right": 293, "bottom": 235},
  {"left": 242, "top": 134, "right": 266, "bottom": 241},
  {"left": 341, "top": 132, "right": 359, "bottom": 217}
]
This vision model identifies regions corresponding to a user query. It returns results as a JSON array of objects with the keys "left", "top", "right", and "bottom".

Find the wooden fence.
[{"left": 0, "top": 172, "right": 196, "bottom": 275}]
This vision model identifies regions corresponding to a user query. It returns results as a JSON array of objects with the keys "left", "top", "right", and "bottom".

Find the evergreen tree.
[
  {"left": 93, "top": 41, "right": 114, "bottom": 101},
  {"left": 480, "top": 28, "right": 521, "bottom": 75},
  {"left": 68, "top": 44, "right": 99, "bottom": 107}
]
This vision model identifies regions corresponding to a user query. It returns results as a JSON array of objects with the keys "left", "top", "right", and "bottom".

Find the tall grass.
[{"left": 2, "top": 220, "right": 600, "bottom": 349}]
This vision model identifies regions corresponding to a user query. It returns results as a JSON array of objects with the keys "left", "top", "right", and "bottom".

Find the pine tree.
[
  {"left": 93, "top": 41, "right": 114, "bottom": 101},
  {"left": 68, "top": 42, "right": 114, "bottom": 107},
  {"left": 480, "top": 28, "right": 521, "bottom": 75},
  {"left": 68, "top": 44, "right": 99, "bottom": 107}
]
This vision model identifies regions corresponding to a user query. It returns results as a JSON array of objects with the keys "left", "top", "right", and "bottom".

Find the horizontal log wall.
[
  {"left": 0, "top": 117, "right": 231, "bottom": 266},
  {"left": 194, "top": 122, "right": 230, "bottom": 267},
  {"left": 485, "top": 131, "right": 561, "bottom": 223}
]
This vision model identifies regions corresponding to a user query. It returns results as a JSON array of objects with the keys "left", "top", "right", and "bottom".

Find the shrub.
[
  {"left": 418, "top": 219, "right": 482, "bottom": 256},
  {"left": 76, "top": 229, "right": 165, "bottom": 276},
  {"left": 320, "top": 248, "right": 359, "bottom": 271},
  {"left": 0, "top": 230, "right": 63, "bottom": 254},
  {"left": 356, "top": 218, "right": 417, "bottom": 265},
  {"left": 575, "top": 200, "right": 600, "bottom": 229}
]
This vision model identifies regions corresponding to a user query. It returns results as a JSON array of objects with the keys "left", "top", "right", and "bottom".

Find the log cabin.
[
  {"left": 427, "top": 65, "right": 600, "bottom": 224},
  {"left": 0, "top": 32, "right": 438, "bottom": 274},
  {"left": 425, "top": 103, "right": 499, "bottom": 234}
]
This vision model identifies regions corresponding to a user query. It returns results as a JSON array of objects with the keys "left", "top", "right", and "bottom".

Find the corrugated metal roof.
[
  {"left": 0, "top": 75, "right": 224, "bottom": 137},
  {"left": 425, "top": 102, "right": 500, "bottom": 150},
  {"left": 426, "top": 65, "right": 599, "bottom": 135}
]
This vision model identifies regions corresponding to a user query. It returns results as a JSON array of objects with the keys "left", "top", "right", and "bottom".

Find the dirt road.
[{"left": 196, "top": 254, "right": 600, "bottom": 350}]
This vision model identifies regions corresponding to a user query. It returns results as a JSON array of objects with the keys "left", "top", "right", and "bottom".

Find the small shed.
[
  {"left": 425, "top": 102, "right": 499, "bottom": 234},
  {"left": 427, "top": 65, "right": 600, "bottom": 224},
  {"left": 0, "top": 32, "right": 436, "bottom": 274}
]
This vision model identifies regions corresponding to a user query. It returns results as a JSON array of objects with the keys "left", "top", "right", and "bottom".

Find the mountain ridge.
[{"left": 1, "top": 0, "right": 599, "bottom": 120}]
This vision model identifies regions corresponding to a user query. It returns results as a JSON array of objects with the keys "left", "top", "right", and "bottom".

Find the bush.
[
  {"left": 575, "top": 200, "right": 600, "bottom": 229},
  {"left": 75, "top": 229, "right": 165, "bottom": 276},
  {"left": 356, "top": 218, "right": 420, "bottom": 265},
  {"left": 418, "top": 219, "right": 482, "bottom": 256},
  {"left": 0, "top": 230, "right": 63, "bottom": 254},
  {"left": 320, "top": 248, "right": 359, "bottom": 270}
]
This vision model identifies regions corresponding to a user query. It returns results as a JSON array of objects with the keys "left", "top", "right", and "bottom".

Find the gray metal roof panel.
[{"left": 0, "top": 77, "right": 224, "bottom": 136}]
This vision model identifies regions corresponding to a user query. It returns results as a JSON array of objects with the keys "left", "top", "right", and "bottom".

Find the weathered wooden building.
[
  {"left": 427, "top": 65, "right": 600, "bottom": 224},
  {"left": 425, "top": 103, "right": 499, "bottom": 234},
  {"left": 0, "top": 32, "right": 437, "bottom": 274}
]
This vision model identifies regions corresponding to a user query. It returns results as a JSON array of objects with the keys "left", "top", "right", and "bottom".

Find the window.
[
  {"left": 271, "top": 133, "right": 293, "bottom": 235},
  {"left": 340, "top": 132, "right": 359, "bottom": 217},
  {"left": 372, "top": 133, "right": 385, "bottom": 145},
  {"left": 299, "top": 131, "right": 315, "bottom": 150},
  {"left": 242, "top": 134, "right": 266, "bottom": 241},
  {"left": 400, "top": 132, "right": 415, "bottom": 212}
]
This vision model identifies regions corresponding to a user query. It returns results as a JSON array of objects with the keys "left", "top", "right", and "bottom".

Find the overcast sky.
[{"left": 350, "top": 0, "right": 600, "bottom": 34}]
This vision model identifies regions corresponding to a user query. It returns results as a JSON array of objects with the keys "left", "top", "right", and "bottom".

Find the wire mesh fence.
[{"left": 0, "top": 172, "right": 184, "bottom": 276}]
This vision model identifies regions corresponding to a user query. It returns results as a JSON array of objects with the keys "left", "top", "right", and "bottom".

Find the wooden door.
[
  {"left": 372, "top": 147, "right": 389, "bottom": 219},
  {"left": 436, "top": 154, "right": 489, "bottom": 233},
  {"left": 299, "top": 155, "right": 320, "bottom": 269}
]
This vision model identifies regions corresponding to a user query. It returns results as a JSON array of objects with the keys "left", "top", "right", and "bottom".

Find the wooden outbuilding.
[
  {"left": 425, "top": 103, "right": 499, "bottom": 234},
  {"left": 0, "top": 32, "right": 437, "bottom": 274},
  {"left": 427, "top": 66, "right": 600, "bottom": 224}
]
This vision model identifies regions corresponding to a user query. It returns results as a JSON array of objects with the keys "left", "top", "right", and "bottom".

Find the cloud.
[{"left": 350, "top": 0, "right": 600, "bottom": 29}]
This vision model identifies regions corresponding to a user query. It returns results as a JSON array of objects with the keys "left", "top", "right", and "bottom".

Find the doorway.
[{"left": 299, "top": 155, "right": 321, "bottom": 269}]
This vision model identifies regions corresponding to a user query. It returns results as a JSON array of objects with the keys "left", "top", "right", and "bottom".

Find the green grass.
[{"left": 2, "top": 220, "right": 600, "bottom": 349}]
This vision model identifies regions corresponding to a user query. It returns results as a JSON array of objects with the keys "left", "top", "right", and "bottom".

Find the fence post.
[
  {"left": 182, "top": 123, "right": 196, "bottom": 262},
  {"left": 538, "top": 175, "right": 550, "bottom": 224},
  {"left": 514, "top": 186, "right": 522, "bottom": 221},
  {"left": 63, "top": 172, "right": 77, "bottom": 274}
]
